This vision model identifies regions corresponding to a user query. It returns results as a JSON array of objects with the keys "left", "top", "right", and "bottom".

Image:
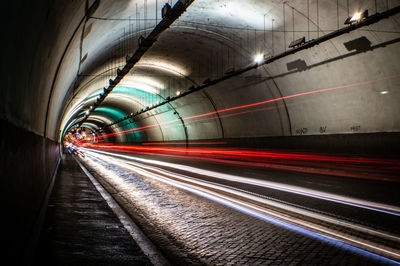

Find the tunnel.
[{"left": 3, "top": 0, "right": 400, "bottom": 265}]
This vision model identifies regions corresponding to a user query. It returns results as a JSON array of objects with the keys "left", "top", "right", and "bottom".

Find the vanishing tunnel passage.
[{"left": 3, "top": 0, "right": 400, "bottom": 265}]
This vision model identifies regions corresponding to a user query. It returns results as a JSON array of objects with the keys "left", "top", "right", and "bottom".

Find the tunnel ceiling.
[{"left": 3, "top": 0, "right": 400, "bottom": 144}]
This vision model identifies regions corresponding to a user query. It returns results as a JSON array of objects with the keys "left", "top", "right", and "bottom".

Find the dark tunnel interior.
[{"left": 2, "top": 0, "right": 400, "bottom": 265}]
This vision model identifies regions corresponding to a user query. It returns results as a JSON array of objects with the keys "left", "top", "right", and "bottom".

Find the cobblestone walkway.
[
  {"left": 34, "top": 155, "right": 152, "bottom": 266},
  {"left": 83, "top": 153, "right": 394, "bottom": 265}
]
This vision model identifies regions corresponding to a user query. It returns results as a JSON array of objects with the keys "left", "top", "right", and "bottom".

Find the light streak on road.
[
  {"left": 79, "top": 149, "right": 400, "bottom": 264},
  {"left": 81, "top": 143, "right": 400, "bottom": 182},
  {"left": 83, "top": 148, "right": 400, "bottom": 216},
  {"left": 85, "top": 144, "right": 400, "bottom": 165},
  {"left": 142, "top": 142, "right": 227, "bottom": 145}
]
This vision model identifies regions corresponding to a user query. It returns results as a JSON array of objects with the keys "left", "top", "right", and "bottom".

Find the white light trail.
[
  {"left": 79, "top": 150, "right": 400, "bottom": 263},
  {"left": 82, "top": 148, "right": 400, "bottom": 217}
]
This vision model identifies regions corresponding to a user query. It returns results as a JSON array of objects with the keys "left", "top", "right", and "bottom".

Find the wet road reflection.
[{"left": 76, "top": 148, "right": 400, "bottom": 265}]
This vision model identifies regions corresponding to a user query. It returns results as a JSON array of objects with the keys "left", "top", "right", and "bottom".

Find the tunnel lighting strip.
[
  {"left": 99, "top": 5, "right": 400, "bottom": 131},
  {"left": 76, "top": 0, "right": 195, "bottom": 128},
  {"left": 83, "top": 148, "right": 400, "bottom": 217},
  {"left": 81, "top": 151, "right": 400, "bottom": 264}
]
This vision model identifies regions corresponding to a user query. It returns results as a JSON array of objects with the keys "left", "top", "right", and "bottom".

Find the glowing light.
[
  {"left": 351, "top": 12, "right": 362, "bottom": 22},
  {"left": 380, "top": 90, "right": 389, "bottom": 95},
  {"left": 254, "top": 54, "right": 264, "bottom": 64},
  {"left": 344, "top": 10, "right": 368, "bottom": 25},
  {"left": 176, "top": 90, "right": 181, "bottom": 96}
]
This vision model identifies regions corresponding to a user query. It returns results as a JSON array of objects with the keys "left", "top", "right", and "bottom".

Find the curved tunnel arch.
[
  {"left": 57, "top": 1, "right": 400, "bottom": 145},
  {"left": 3, "top": 2, "right": 400, "bottom": 262},
  {"left": 57, "top": 1, "right": 400, "bottom": 146}
]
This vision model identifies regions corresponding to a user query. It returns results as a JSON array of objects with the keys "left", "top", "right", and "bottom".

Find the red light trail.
[
  {"left": 142, "top": 142, "right": 227, "bottom": 145},
  {"left": 80, "top": 142, "right": 400, "bottom": 182}
]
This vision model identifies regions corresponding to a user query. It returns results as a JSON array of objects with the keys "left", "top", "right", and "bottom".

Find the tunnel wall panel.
[
  {"left": 0, "top": 119, "right": 60, "bottom": 264},
  {"left": 224, "top": 133, "right": 400, "bottom": 155},
  {"left": 200, "top": 72, "right": 286, "bottom": 138},
  {"left": 170, "top": 93, "right": 223, "bottom": 140},
  {"left": 273, "top": 42, "right": 400, "bottom": 136},
  {"left": 147, "top": 132, "right": 400, "bottom": 155},
  {"left": 3, "top": 1, "right": 86, "bottom": 139}
]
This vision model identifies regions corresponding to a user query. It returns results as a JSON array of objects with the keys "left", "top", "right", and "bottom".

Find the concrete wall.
[
  {"left": 2, "top": 1, "right": 83, "bottom": 263},
  {"left": 1, "top": 119, "right": 59, "bottom": 264}
]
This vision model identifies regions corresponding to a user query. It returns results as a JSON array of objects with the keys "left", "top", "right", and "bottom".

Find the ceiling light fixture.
[
  {"left": 254, "top": 54, "right": 264, "bottom": 64},
  {"left": 344, "top": 10, "right": 368, "bottom": 25}
]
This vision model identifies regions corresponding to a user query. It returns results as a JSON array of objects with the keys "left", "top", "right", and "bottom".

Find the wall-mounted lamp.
[
  {"left": 344, "top": 10, "right": 368, "bottom": 25},
  {"left": 254, "top": 54, "right": 264, "bottom": 64}
]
